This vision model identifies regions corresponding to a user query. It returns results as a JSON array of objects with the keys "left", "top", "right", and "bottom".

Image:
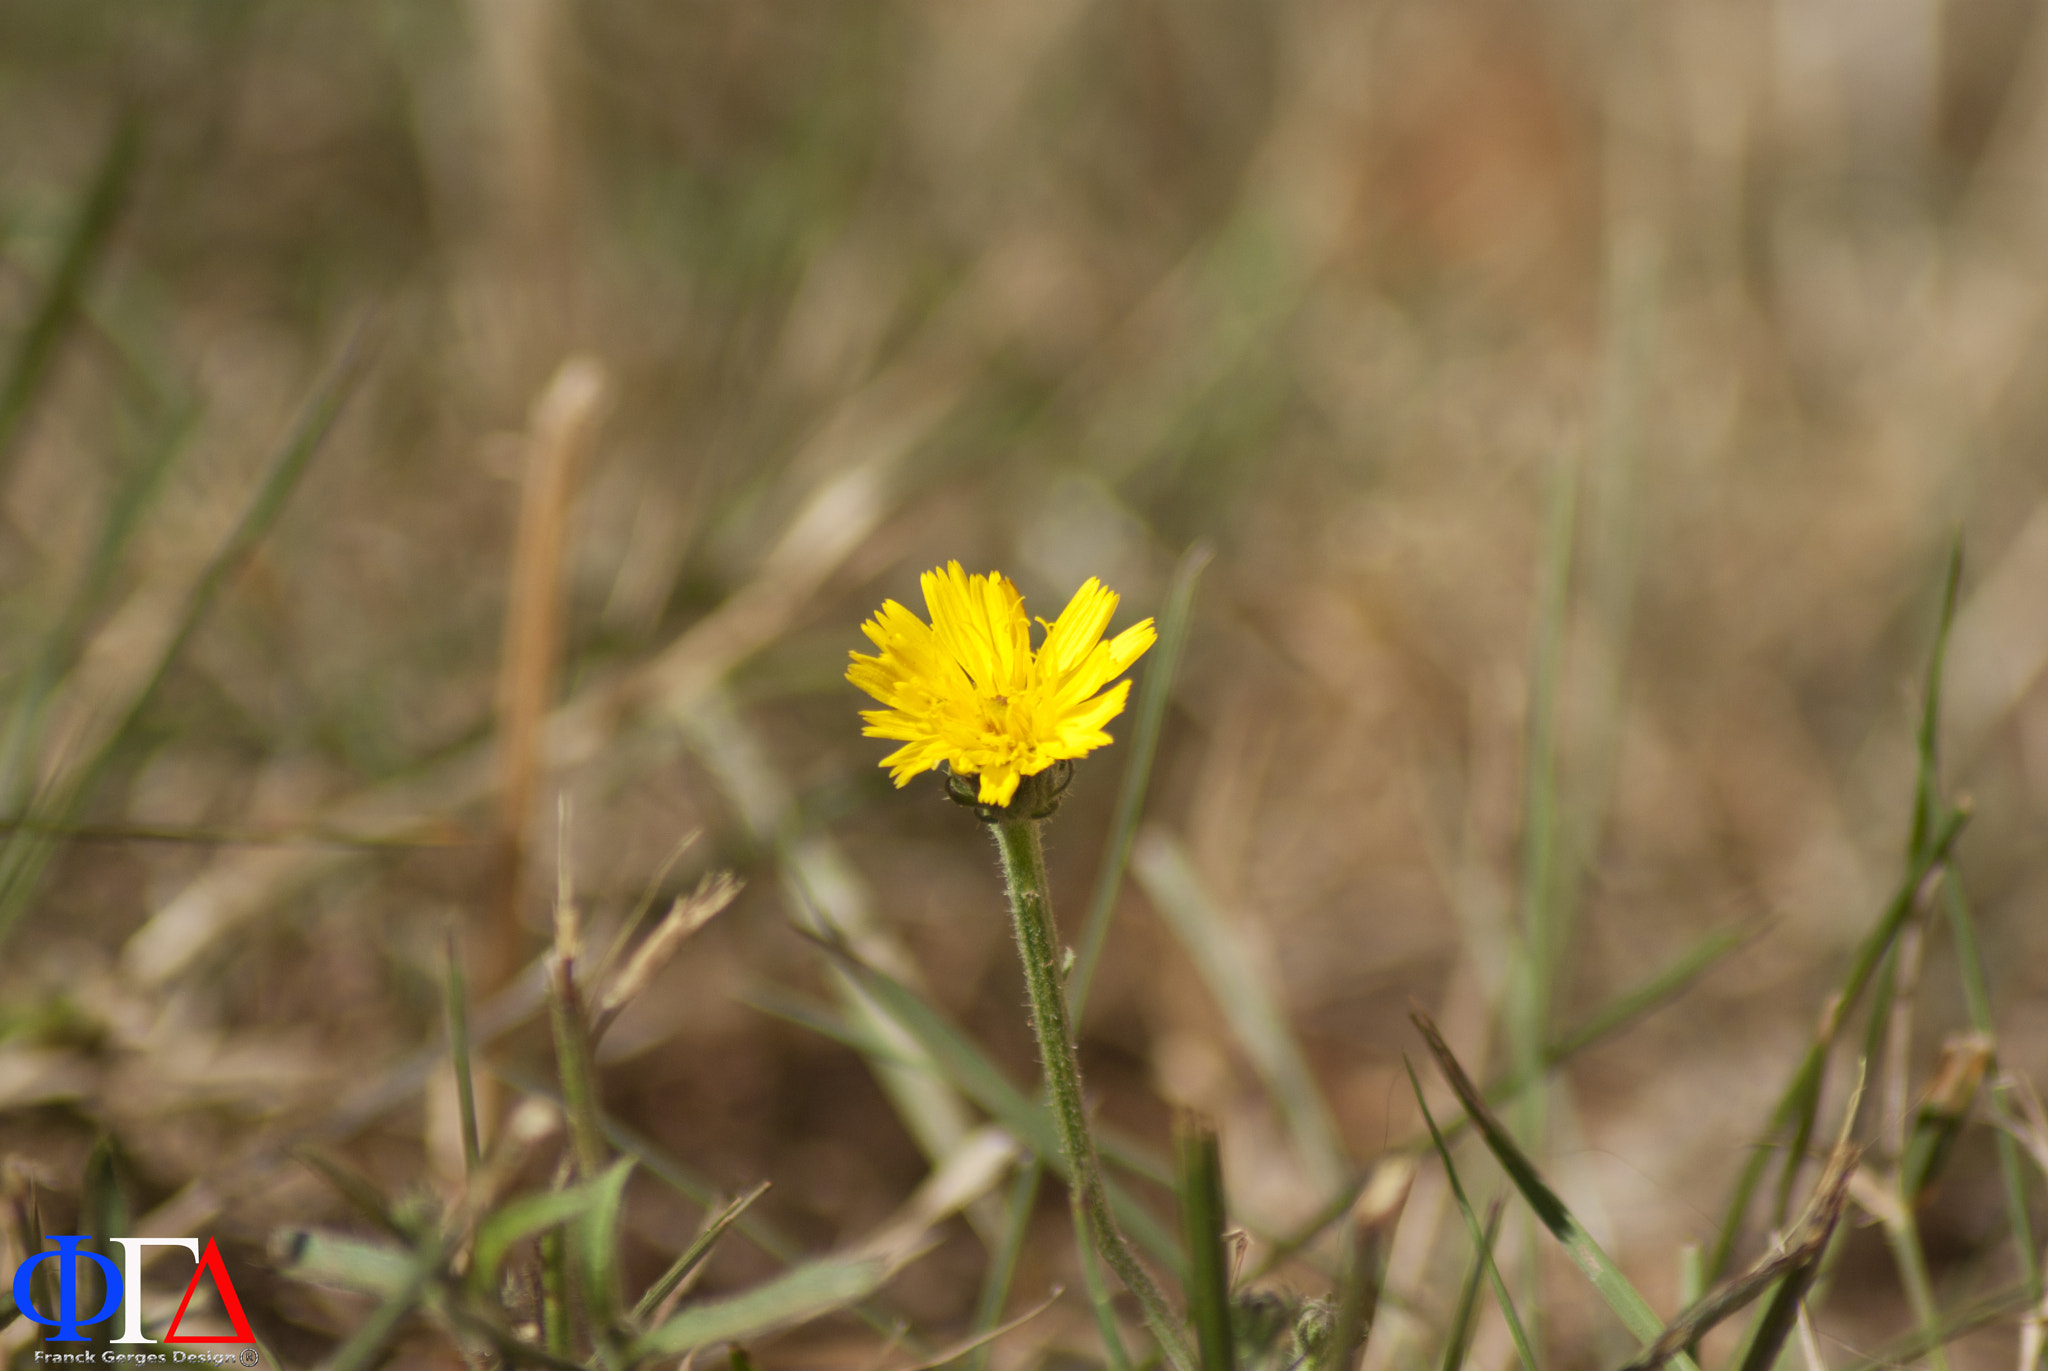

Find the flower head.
[{"left": 848, "top": 563, "right": 1158, "bottom": 808}]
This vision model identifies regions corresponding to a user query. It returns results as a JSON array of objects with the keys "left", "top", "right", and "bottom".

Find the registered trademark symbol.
[{"left": 240, "top": 1349, "right": 260, "bottom": 1366}]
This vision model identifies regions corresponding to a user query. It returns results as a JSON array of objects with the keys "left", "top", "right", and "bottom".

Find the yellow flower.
[{"left": 848, "top": 563, "right": 1158, "bottom": 808}]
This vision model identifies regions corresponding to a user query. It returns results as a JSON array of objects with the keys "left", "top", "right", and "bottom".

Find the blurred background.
[{"left": 3, "top": 0, "right": 2048, "bottom": 1364}]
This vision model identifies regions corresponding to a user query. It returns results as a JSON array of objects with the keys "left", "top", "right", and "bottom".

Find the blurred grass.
[{"left": 3, "top": 0, "right": 2048, "bottom": 1365}]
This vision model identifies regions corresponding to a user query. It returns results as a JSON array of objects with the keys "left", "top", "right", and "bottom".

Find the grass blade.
[
  {"left": 546, "top": 935, "right": 609, "bottom": 1179},
  {"left": 0, "top": 111, "right": 141, "bottom": 482},
  {"left": 1506, "top": 454, "right": 1580, "bottom": 1340},
  {"left": 1849, "top": 1171, "right": 1951, "bottom": 1371},
  {"left": 470, "top": 1164, "right": 626, "bottom": 1296},
  {"left": 1513, "top": 448, "right": 1579, "bottom": 1074},
  {"left": 540, "top": 1226, "right": 569, "bottom": 1356},
  {"left": 1908, "top": 536, "right": 1962, "bottom": 861},
  {"left": 632, "top": 1182, "right": 773, "bottom": 1328},
  {"left": 0, "top": 405, "right": 193, "bottom": 813},
  {"left": 1729, "top": 1269, "right": 1823, "bottom": 1371},
  {"left": 1412, "top": 1011, "right": 1694, "bottom": 1367},
  {"left": 1404, "top": 1060, "right": 1537, "bottom": 1371},
  {"left": 1440, "top": 1199, "right": 1505, "bottom": 1371},
  {"left": 1939, "top": 878, "right": 2038, "bottom": 1296},
  {"left": 742, "top": 987, "right": 920, "bottom": 1070},
  {"left": 631, "top": 1251, "right": 900, "bottom": 1357},
  {"left": 1710, "top": 541, "right": 1969, "bottom": 1283},
  {"left": 576, "top": 1155, "right": 636, "bottom": 1335},
  {"left": 1177, "top": 1116, "right": 1236, "bottom": 1371},
  {"left": 1542, "top": 921, "right": 1761, "bottom": 1070},
  {"left": 292, "top": 1150, "right": 408, "bottom": 1240},
  {"left": 445, "top": 926, "right": 482, "bottom": 1179},
  {"left": 1703, "top": 805, "right": 1968, "bottom": 1283},
  {"left": 1069, "top": 542, "right": 1210, "bottom": 1022}
]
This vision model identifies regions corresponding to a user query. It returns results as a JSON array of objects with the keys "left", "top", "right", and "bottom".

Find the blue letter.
[{"left": 13, "top": 1238, "right": 123, "bottom": 1340}]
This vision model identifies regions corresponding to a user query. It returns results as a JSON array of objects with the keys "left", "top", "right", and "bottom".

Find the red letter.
[{"left": 161, "top": 1239, "right": 255, "bottom": 1344}]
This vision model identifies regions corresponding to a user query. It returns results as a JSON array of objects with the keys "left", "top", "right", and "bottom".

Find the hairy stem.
[{"left": 992, "top": 815, "right": 1194, "bottom": 1371}]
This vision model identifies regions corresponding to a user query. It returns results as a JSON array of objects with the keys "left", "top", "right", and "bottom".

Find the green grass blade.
[
  {"left": 1176, "top": 1116, "right": 1236, "bottom": 1371},
  {"left": 471, "top": 1181, "right": 604, "bottom": 1296},
  {"left": 1439, "top": 1199, "right": 1505, "bottom": 1371},
  {"left": 292, "top": 1150, "right": 409, "bottom": 1240},
  {"left": 0, "top": 112, "right": 141, "bottom": 482},
  {"left": 1940, "top": 879, "right": 2038, "bottom": 1296},
  {"left": 546, "top": 944, "right": 609, "bottom": 1179},
  {"left": 540, "top": 1226, "right": 569, "bottom": 1356},
  {"left": 82, "top": 1136, "right": 128, "bottom": 1357},
  {"left": 1704, "top": 804, "right": 1968, "bottom": 1283},
  {"left": 445, "top": 926, "right": 481, "bottom": 1179},
  {"left": 1069, "top": 541, "right": 1209, "bottom": 1023},
  {"left": 1507, "top": 454, "right": 1579, "bottom": 1340},
  {"left": 81, "top": 1135, "right": 128, "bottom": 1243},
  {"left": 1413, "top": 1012, "right": 1693, "bottom": 1368},
  {"left": 1404, "top": 1060, "right": 1538, "bottom": 1371},
  {"left": 631, "top": 1252, "right": 899, "bottom": 1358},
  {"left": 1728, "top": 1270, "right": 1819, "bottom": 1371},
  {"left": 0, "top": 405, "right": 193, "bottom": 812},
  {"left": 1708, "top": 533, "right": 1969, "bottom": 1286},
  {"left": 1135, "top": 829, "right": 1345, "bottom": 1192},
  {"left": 632, "top": 1181, "right": 772, "bottom": 1327},
  {"left": 576, "top": 1156, "right": 637, "bottom": 1335},
  {"left": 1853, "top": 1178, "right": 1952, "bottom": 1371},
  {"left": 742, "top": 987, "right": 922, "bottom": 1071},
  {"left": 1516, "top": 447, "right": 1578, "bottom": 1030},
  {"left": 1908, "top": 535, "right": 1962, "bottom": 860},
  {"left": 1540, "top": 921, "right": 1760, "bottom": 1070}
]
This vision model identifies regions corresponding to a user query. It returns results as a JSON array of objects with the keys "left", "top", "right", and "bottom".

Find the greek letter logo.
[
  {"left": 11, "top": 1236, "right": 255, "bottom": 1344},
  {"left": 13, "top": 1236, "right": 123, "bottom": 1341}
]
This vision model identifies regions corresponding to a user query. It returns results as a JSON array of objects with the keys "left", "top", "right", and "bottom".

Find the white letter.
[{"left": 108, "top": 1239, "right": 198, "bottom": 1344}]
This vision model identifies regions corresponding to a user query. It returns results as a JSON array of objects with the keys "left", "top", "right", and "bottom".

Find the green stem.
[{"left": 992, "top": 815, "right": 1194, "bottom": 1371}]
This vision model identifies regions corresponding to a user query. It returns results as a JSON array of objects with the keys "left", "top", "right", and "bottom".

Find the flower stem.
[{"left": 992, "top": 815, "right": 1194, "bottom": 1371}]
